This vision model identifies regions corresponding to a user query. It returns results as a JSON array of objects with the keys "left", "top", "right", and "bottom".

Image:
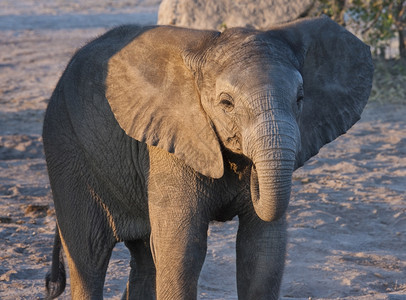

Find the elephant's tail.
[{"left": 45, "top": 226, "right": 66, "bottom": 299}]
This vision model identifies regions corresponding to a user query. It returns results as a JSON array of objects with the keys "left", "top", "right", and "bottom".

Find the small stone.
[
  {"left": 0, "top": 216, "right": 12, "bottom": 224},
  {"left": 25, "top": 204, "right": 49, "bottom": 218}
]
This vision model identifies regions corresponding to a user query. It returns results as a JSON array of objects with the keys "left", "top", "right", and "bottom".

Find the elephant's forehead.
[{"left": 208, "top": 28, "right": 292, "bottom": 69}]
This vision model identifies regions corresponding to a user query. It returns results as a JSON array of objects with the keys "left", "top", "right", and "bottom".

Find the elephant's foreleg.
[
  {"left": 122, "top": 239, "right": 156, "bottom": 300},
  {"left": 148, "top": 202, "right": 209, "bottom": 300},
  {"left": 236, "top": 213, "right": 287, "bottom": 300}
]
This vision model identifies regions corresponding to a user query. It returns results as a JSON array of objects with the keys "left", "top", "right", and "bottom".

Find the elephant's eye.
[
  {"left": 296, "top": 87, "right": 304, "bottom": 108},
  {"left": 219, "top": 93, "right": 234, "bottom": 112}
]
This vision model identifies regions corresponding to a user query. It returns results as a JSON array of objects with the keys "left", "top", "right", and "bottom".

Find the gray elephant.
[{"left": 43, "top": 16, "right": 373, "bottom": 299}]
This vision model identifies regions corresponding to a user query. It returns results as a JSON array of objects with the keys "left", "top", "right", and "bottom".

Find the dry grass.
[{"left": 369, "top": 59, "right": 406, "bottom": 104}]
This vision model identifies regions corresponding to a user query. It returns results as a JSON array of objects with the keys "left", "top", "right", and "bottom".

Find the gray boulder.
[{"left": 157, "top": 0, "right": 315, "bottom": 30}]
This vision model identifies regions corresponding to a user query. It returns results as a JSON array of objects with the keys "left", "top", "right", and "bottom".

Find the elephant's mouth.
[
  {"left": 250, "top": 164, "right": 260, "bottom": 205},
  {"left": 225, "top": 133, "right": 242, "bottom": 153}
]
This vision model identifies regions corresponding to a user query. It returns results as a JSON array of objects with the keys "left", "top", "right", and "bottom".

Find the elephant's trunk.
[{"left": 244, "top": 111, "right": 298, "bottom": 222}]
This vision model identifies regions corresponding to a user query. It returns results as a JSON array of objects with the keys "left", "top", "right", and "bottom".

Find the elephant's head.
[{"left": 105, "top": 17, "right": 373, "bottom": 222}]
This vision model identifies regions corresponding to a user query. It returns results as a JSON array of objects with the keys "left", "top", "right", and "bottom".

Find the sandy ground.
[{"left": 1, "top": 1, "right": 405, "bottom": 299}]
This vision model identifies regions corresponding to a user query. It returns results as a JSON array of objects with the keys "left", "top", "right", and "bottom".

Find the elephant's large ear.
[
  {"left": 272, "top": 16, "right": 373, "bottom": 169},
  {"left": 105, "top": 26, "right": 224, "bottom": 178}
]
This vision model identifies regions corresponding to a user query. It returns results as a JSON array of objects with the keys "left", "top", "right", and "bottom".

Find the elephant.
[{"left": 43, "top": 16, "right": 373, "bottom": 299}]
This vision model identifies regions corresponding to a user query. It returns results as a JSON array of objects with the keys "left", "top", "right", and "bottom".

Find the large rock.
[{"left": 157, "top": 0, "right": 315, "bottom": 30}]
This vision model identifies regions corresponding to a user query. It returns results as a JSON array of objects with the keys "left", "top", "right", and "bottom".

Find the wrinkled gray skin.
[{"left": 43, "top": 17, "right": 373, "bottom": 300}]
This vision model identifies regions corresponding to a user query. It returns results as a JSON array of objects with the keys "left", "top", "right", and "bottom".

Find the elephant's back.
[
  {"left": 54, "top": 25, "right": 154, "bottom": 141},
  {"left": 44, "top": 25, "right": 153, "bottom": 172}
]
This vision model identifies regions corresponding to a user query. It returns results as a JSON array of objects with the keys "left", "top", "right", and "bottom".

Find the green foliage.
[
  {"left": 218, "top": 22, "right": 228, "bottom": 32},
  {"left": 349, "top": 0, "right": 403, "bottom": 49},
  {"left": 315, "top": 0, "right": 347, "bottom": 25},
  {"left": 369, "top": 59, "right": 406, "bottom": 104},
  {"left": 313, "top": 0, "right": 406, "bottom": 58},
  {"left": 312, "top": 1, "right": 406, "bottom": 104}
]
